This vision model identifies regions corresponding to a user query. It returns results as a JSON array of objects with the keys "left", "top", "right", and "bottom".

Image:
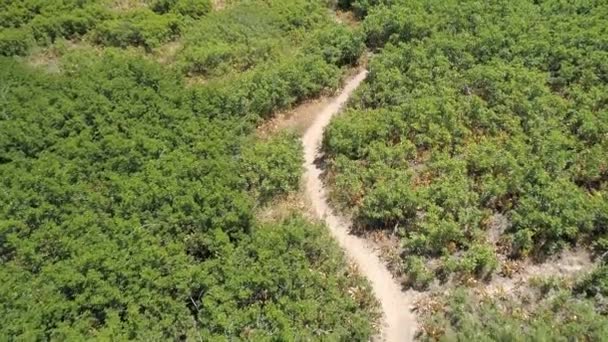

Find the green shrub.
[
  {"left": 173, "top": 0, "right": 212, "bottom": 18},
  {"left": 510, "top": 178, "right": 595, "bottom": 255},
  {"left": 180, "top": 43, "right": 235, "bottom": 75},
  {"left": 306, "top": 25, "right": 364, "bottom": 67},
  {"left": 151, "top": 0, "right": 212, "bottom": 18},
  {"left": 403, "top": 209, "right": 465, "bottom": 256},
  {"left": 575, "top": 265, "right": 608, "bottom": 299},
  {"left": 457, "top": 243, "right": 498, "bottom": 280},
  {"left": 0, "top": 28, "right": 32, "bottom": 56},
  {"left": 403, "top": 256, "right": 434, "bottom": 290},
  {"left": 241, "top": 133, "right": 303, "bottom": 202},
  {"left": 93, "top": 20, "right": 143, "bottom": 48},
  {"left": 358, "top": 172, "right": 418, "bottom": 228},
  {"left": 150, "top": 0, "right": 177, "bottom": 13},
  {"left": 180, "top": 41, "right": 274, "bottom": 76},
  {"left": 362, "top": 4, "right": 433, "bottom": 49},
  {"left": 30, "top": 11, "right": 97, "bottom": 45},
  {"left": 93, "top": 11, "right": 180, "bottom": 49},
  {"left": 336, "top": 0, "right": 391, "bottom": 18}
]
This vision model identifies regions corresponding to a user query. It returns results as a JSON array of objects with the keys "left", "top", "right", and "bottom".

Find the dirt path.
[{"left": 302, "top": 70, "right": 419, "bottom": 341}]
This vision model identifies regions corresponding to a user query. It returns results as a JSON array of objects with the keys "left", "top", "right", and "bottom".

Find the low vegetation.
[
  {"left": 420, "top": 281, "right": 608, "bottom": 341},
  {"left": 326, "top": 0, "right": 607, "bottom": 278},
  {"left": 0, "top": 0, "right": 378, "bottom": 339},
  {"left": 326, "top": 0, "right": 608, "bottom": 338}
]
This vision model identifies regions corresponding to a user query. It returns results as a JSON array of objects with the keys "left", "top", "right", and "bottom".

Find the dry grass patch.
[
  {"left": 25, "top": 47, "right": 62, "bottom": 73},
  {"left": 255, "top": 192, "right": 315, "bottom": 224},
  {"left": 107, "top": 0, "right": 150, "bottom": 11},
  {"left": 153, "top": 40, "right": 182, "bottom": 64}
]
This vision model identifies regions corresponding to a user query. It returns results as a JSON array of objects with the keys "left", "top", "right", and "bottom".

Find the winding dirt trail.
[{"left": 302, "top": 70, "right": 419, "bottom": 341}]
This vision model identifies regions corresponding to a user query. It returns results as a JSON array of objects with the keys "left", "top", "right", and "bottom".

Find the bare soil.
[{"left": 256, "top": 97, "right": 332, "bottom": 138}]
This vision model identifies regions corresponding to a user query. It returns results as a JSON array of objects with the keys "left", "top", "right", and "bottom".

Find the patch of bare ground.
[
  {"left": 487, "top": 248, "right": 595, "bottom": 294},
  {"left": 107, "top": 0, "right": 149, "bottom": 11},
  {"left": 333, "top": 9, "right": 360, "bottom": 27},
  {"left": 484, "top": 213, "right": 597, "bottom": 294},
  {"left": 361, "top": 230, "right": 406, "bottom": 282},
  {"left": 24, "top": 40, "right": 101, "bottom": 73},
  {"left": 256, "top": 97, "right": 333, "bottom": 138},
  {"left": 25, "top": 47, "right": 62, "bottom": 73},
  {"left": 153, "top": 41, "right": 182, "bottom": 65},
  {"left": 211, "top": 0, "right": 225, "bottom": 10}
]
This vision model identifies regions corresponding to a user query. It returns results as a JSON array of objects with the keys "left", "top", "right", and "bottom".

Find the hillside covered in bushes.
[
  {"left": 327, "top": 0, "right": 608, "bottom": 339},
  {"left": 0, "top": 0, "right": 379, "bottom": 340}
]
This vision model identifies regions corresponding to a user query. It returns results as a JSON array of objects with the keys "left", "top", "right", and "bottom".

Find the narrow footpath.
[{"left": 302, "top": 70, "right": 419, "bottom": 342}]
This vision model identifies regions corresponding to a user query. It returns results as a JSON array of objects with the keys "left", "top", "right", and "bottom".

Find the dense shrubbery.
[
  {"left": 0, "top": 47, "right": 375, "bottom": 338},
  {"left": 0, "top": 0, "right": 373, "bottom": 338},
  {"left": 241, "top": 133, "right": 303, "bottom": 203},
  {"left": 92, "top": 10, "right": 180, "bottom": 49},
  {"left": 0, "top": 0, "right": 210, "bottom": 55},
  {"left": 305, "top": 25, "right": 365, "bottom": 67},
  {"left": 0, "top": 28, "right": 32, "bottom": 56},
  {"left": 336, "top": 0, "right": 391, "bottom": 18},
  {"left": 324, "top": 0, "right": 608, "bottom": 283},
  {"left": 171, "top": 0, "right": 212, "bottom": 18},
  {"left": 0, "top": 0, "right": 106, "bottom": 49},
  {"left": 150, "top": 0, "right": 212, "bottom": 17},
  {"left": 177, "top": 0, "right": 362, "bottom": 78},
  {"left": 0, "top": 0, "right": 361, "bottom": 88},
  {"left": 186, "top": 53, "right": 341, "bottom": 120},
  {"left": 30, "top": 9, "right": 100, "bottom": 45}
]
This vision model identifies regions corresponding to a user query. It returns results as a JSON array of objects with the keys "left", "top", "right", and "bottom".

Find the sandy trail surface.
[{"left": 302, "top": 70, "right": 419, "bottom": 342}]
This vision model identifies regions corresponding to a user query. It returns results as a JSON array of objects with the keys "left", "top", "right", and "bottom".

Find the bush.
[
  {"left": 173, "top": 0, "right": 212, "bottom": 18},
  {"left": 306, "top": 25, "right": 364, "bottom": 67},
  {"left": 150, "top": 0, "right": 178, "bottom": 13},
  {"left": 510, "top": 178, "right": 595, "bottom": 255},
  {"left": 30, "top": 11, "right": 97, "bottom": 45},
  {"left": 358, "top": 172, "right": 418, "bottom": 228},
  {"left": 403, "top": 256, "right": 434, "bottom": 290},
  {"left": 404, "top": 209, "right": 464, "bottom": 256},
  {"left": 337, "top": 0, "right": 391, "bottom": 18},
  {"left": 0, "top": 28, "right": 32, "bottom": 56},
  {"left": 151, "top": 0, "right": 212, "bottom": 18},
  {"left": 93, "top": 11, "right": 180, "bottom": 50},
  {"left": 241, "top": 133, "right": 303, "bottom": 202},
  {"left": 575, "top": 265, "right": 608, "bottom": 299},
  {"left": 456, "top": 243, "right": 498, "bottom": 280},
  {"left": 180, "top": 41, "right": 274, "bottom": 76},
  {"left": 186, "top": 53, "right": 339, "bottom": 120}
]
